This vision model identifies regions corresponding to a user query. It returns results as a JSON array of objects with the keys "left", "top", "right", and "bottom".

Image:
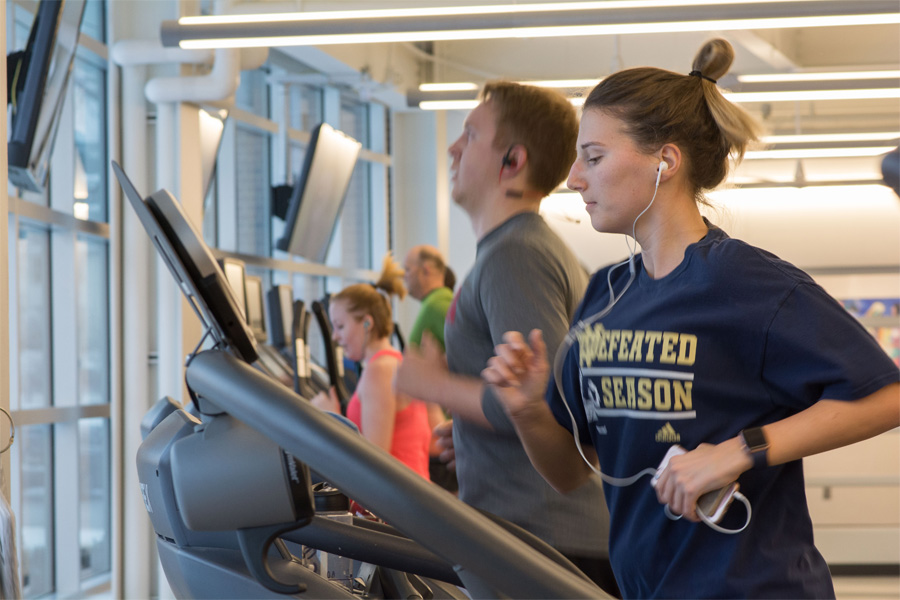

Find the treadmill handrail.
[{"left": 186, "top": 349, "right": 609, "bottom": 600}]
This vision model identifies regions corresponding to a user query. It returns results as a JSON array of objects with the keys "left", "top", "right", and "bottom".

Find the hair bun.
[{"left": 692, "top": 38, "right": 735, "bottom": 83}]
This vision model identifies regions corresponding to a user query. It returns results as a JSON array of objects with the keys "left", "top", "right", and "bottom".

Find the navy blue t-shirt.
[{"left": 547, "top": 225, "right": 899, "bottom": 599}]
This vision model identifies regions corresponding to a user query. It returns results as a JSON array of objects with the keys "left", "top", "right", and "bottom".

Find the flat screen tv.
[
  {"left": 218, "top": 257, "right": 247, "bottom": 322},
  {"left": 275, "top": 123, "right": 361, "bottom": 264},
  {"left": 8, "top": 0, "right": 87, "bottom": 192},
  {"left": 266, "top": 284, "right": 294, "bottom": 349},
  {"left": 244, "top": 275, "right": 267, "bottom": 343},
  {"left": 111, "top": 161, "right": 258, "bottom": 364}
]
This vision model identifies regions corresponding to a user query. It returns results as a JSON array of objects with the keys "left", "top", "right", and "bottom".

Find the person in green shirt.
[
  {"left": 403, "top": 245, "right": 454, "bottom": 351},
  {"left": 403, "top": 244, "right": 458, "bottom": 492}
]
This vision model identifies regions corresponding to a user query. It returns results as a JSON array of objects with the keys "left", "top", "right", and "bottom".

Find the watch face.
[{"left": 742, "top": 427, "right": 768, "bottom": 451}]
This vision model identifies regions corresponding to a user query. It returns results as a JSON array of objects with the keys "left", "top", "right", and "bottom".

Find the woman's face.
[
  {"left": 329, "top": 300, "right": 367, "bottom": 362},
  {"left": 567, "top": 109, "right": 662, "bottom": 236}
]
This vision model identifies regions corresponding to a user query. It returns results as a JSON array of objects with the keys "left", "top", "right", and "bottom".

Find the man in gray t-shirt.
[{"left": 397, "top": 82, "right": 618, "bottom": 596}]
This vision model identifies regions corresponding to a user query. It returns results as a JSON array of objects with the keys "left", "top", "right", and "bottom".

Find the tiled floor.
[{"left": 834, "top": 576, "right": 900, "bottom": 599}]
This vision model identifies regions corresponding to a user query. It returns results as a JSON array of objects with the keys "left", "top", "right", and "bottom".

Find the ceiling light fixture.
[
  {"left": 738, "top": 70, "right": 900, "bottom": 83},
  {"left": 161, "top": 1, "right": 899, "bottom": 49},
  {"left": 745, "top": 147, "right": 893, "bottom": 160},
  {"left": 725, "top": 88, "right": 900, "bottom": 103},
  {"left": 762, "top": 132, "right": 900, "bottom": 144},
  {"left": 418, "top": 83, "right": 479, "bottom": 92}
]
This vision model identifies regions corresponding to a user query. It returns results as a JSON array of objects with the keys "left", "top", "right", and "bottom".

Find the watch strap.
[{"left": 740, "top": 427, "right": 769, "bottom": 469}]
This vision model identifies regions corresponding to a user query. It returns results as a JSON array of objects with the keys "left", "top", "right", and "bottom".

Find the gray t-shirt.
[{"left": 444, "top": 211, "right": 610, "bottom": 557}]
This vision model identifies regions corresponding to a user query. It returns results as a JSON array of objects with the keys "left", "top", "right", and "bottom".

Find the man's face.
[
  {"left": 403, "top": 250, "right": 425, "bottom": 300},
  {"left": 448, "top": 102, "right": 502, "bottom": 210}
]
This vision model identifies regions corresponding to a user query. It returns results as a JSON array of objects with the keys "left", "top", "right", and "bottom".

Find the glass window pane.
[
  {"left": 298, "top": 275, "right": 327, "bottom": 365},
  {"left": 17, "top": 224, "right": 53, "bottom": 410},
  {"left": 73, "top": 56, "right": 108, "bottom": 222},
  {"left": 333, "top": 100, "right": 371, "bottom": 269},
  {"left": 333, "top": 163, "right": 371, "bottom": 269},
  {"left": 289, "top": 85, "right": 322, "bottom": 131},
  {"left": 340, "top": 99, "right": 368, "bottom": 149},
  {"left": 76, "top": 236, "right": 109, "bottom": 406},
  {"left": 235, "top": 69, "right": 269, "bottom": 115},
  {"left": 81, "top": 0, "right": 105, "bottom": 42},
  {"left": 235, "top": 127, "right": 270, "bottom": 256},
  {"left": 202, "top": 176, "right": 218, "bottom": 247},
  {"left": 79, "top": 418, "right": 110, "bottom": 579},
  {"left": 19, "top": 424, "right": 54, "bottom": 597}
]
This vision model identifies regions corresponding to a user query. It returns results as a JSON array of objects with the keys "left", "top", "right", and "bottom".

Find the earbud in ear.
[
  {"left": 501, "top": 146, "right": 515, "bottom": 168},
  {"left": 363, "top": 320, "right": 371, "bottom": 330},
  {"left": 658, "top": 161, "right": 668, "bottom": 172}
]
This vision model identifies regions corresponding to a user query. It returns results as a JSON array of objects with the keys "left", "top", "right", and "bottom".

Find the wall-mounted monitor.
[
  {"left": 111, "top": 161, "right": 258, "bottom": 364},
  {"left": 244, "top": 275, "right": 267, "bottom": 343},
  {"left": 266, "top": 284, "right": 294, "bottom": 349},
  {"left": 199, "top": 107, "right": 228, "bottom": 200},
  {"left": 8, "top": 0, "right": 87, "bottom": 192},
  {"left": 275, "top": 123, "right": 362, "bottom": 264},
  {"left": 218, "top": 258, "right": 247, "bottom": 322}
]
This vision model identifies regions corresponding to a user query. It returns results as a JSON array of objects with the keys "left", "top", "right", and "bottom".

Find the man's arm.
[
  {"left": 477, "top": 241, "right": 580, "bottom": 433},
  {"left": 397, "top": 332, "right": 492, "bottom": 427}
]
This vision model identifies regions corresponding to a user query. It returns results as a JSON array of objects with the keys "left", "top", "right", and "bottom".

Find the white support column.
[
  {"left": 120, "top": 63, "right": 155, "bottom": 600},
  {"left": 323, "top": 86, "right": 344, "bottom": 291},
  {"left": 391, "top": 110, "right": 438, "bottom": 335},
  {"left": 155, "top": 102, "right": 185, "bottom": 408},
  {"left": 368, "top": 103, "right": 388, "bottom": 263},
  {"left": 216, "top": 118, "right": 239, "bottom": 251},
  {"left": 434, "top": 110, "right": 450, "bottom": 259}
]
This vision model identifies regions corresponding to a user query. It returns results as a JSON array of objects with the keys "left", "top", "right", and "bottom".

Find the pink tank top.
[{"left": 346, "top": 349, "right": 431, "bottom": 480}]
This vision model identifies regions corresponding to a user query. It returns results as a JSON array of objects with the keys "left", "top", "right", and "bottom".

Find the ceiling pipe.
[{"left": 111, "top": 39, "right": 268, "bottom": 104}]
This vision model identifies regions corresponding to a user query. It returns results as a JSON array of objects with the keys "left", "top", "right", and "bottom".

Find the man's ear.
[{"left": 501, "top": 144, "right": 527, "bottom": 174}]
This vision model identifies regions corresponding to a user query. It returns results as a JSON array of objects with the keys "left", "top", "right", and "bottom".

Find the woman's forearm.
[
  {"left": 765, "top": 382, "right": 900, "bottom": 467},
  {"left": 508, "top": 400, "right": 595, "bottom": 493}
]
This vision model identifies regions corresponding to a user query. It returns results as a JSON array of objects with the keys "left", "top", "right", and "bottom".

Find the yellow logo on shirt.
[
  {"left": 578, "top": 324, "right": 697, "bottom": 419},
  {"left": 577, "top": 324, "right": 697, "bottom": 367},
  {"left": 655, "top": 422, "right": 681, "bottom": 443}
]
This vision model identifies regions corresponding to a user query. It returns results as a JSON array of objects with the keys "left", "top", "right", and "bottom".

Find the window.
[{"left": 7, "top": 1, "right": 112, "bottom": 597}]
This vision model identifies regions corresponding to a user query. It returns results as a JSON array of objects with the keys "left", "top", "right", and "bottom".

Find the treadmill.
[{"left": 113, "top": 160, "right": 610, "bottom": 600}]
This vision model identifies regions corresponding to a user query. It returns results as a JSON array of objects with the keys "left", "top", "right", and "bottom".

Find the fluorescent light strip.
[
  {"left": 745, "top": 147, "right": 892, "bottom": 160},
  {"left": 419, "top": 98, "right": 586, "bottom": 110},
  {"left": 178, "top": 1, "right": 832, "bottom": 25},
  {"left": 762, "top": 132, "right": 900, "bottom": 144},
  {"left": 178, "top": 14, "right": 900, "bottom": 49},
  {"left": 739, "top": 70, "right": 900, "bottom": 83},
  {"left": 725, "top": 88, "right": 900, "bottom": 102},
  {"left": 521, "top": 79, "right": 601, "bottom": 89},
  {"left": 419, "top": 79, "right": 599, "bottom": 92},
  {"left": 419, "top": 83, "right": 479, "bottom": 92},
  {"left": 419, "top": 100, "right": 480, "bottom": 110}
]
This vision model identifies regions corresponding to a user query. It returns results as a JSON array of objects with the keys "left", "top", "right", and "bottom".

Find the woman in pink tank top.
[{"left": 311, "top": 255, "right": 431, "bottom": 480}]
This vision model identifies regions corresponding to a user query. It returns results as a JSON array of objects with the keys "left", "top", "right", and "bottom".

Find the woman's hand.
[
  {"left": 653, "top": 438, "right": 751, "bottom": 522},
  {"left": 310, "top": 386, "right": 341, "bottom": 414},
  {"left": 482, "top": 329, "right": 551, "bottom": 418}
]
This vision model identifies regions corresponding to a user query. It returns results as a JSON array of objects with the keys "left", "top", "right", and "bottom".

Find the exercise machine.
[{"left": 113, "top": 161, "right": 611, "bottom": 600}]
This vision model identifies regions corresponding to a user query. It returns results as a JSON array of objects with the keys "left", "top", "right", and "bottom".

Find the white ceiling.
[
  {"left": 269, "top": 1, "right": 899, "bottom": 134},
  {"left": 259, "top": 0, "right": 899, "bottom": 186}
]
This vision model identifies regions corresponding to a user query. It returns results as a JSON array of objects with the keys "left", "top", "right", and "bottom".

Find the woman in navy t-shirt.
[{"left": 482, "top": 38, "right": 899, "bottom": 599}]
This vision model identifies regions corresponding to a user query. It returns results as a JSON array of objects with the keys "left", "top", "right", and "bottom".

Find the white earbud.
[{"left": 658, "top": 161, "right": 668, "bottom": 172}]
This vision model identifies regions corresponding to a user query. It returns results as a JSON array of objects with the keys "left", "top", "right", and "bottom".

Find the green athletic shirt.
[{"left": 408, "top": 286, "right": 453, "bottom": 351}]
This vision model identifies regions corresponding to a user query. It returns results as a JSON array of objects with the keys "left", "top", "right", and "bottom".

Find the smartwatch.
[{"left": 740, "top": 427, "right": 769, "bottom": 469}]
